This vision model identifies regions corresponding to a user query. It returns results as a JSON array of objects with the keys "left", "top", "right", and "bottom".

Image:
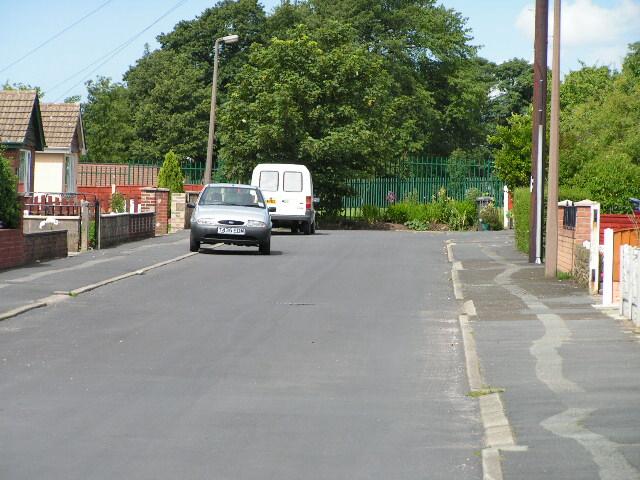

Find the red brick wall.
[
  {"left": 0, "top": 229, "right": 26, "bottom": 270},
  {"left": 141, "top": 188, "right": 170, "bottom": 235},
  {"left": 557, "top": 205, "right": 593, "bottom": 274},
  {"left": 77, "top": 185, "right": 146, "bottom": 213}
]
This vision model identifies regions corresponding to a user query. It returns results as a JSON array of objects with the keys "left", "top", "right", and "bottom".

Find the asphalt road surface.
[{"left": 0, "top": 230, "right": 481, "bottom": 479}]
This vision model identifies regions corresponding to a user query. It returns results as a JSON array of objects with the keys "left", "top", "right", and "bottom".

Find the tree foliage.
[
  {"left": 218, "top": 25, "right": 433, "bottom": 212},
  {"left": 0, "top": 150, "right": 20, "bottom": 229},
  {"left": 82, "top": 77, "right": 134, "bottom": 162},
  {"left": 488, "top": 111, "right": 532, "bottom": 189},
  {"left": 157, "top": 150, "right": 185, "bottom": 193}
]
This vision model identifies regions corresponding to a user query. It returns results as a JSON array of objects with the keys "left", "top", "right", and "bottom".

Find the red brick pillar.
[{"left": 141, "top": 188, "right": 170, "bottom": 235}]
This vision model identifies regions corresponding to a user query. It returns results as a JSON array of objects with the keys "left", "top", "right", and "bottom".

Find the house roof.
[
  {"left": 0, "top": 90, "right": 46, "bottom": 150},
  {"left": 40, "top": 102, "right": 84, "bottom": 150}
]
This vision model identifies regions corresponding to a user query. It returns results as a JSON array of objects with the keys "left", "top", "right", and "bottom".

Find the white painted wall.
[{"left": 34, "top": 152, "right": 64, "bottom": 193}]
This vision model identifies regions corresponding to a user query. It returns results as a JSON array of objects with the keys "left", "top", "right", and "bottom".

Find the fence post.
[
  {"left": 602, "top": 228, "right": 614, "bottom": 306},
  {"left": 80, "top": 200, "right": 89, "bottom": 252},
  {"left": 589, "top": 203, "right": 601, "bottom": 295}
]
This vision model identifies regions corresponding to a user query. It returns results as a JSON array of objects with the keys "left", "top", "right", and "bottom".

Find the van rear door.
[{"left": 279, "top": 170, "right": 306, "bottom": 216}]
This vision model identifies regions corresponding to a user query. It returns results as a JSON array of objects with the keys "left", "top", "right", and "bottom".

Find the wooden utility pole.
[
  {"left": 529, "top": 0, "right": 548, "bottom": 264},
  {"left": 545, "top": 0, "right": 561, "bottom": 277}
]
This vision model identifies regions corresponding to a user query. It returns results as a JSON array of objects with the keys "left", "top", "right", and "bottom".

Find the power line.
[
  {"left": 0, "top": 0, "right": 115, "bottom": 76},
  {"left": 52, "top": 0, "right": 190, "bottom": 102}
]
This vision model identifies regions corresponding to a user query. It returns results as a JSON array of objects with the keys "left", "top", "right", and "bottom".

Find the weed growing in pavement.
[{"left": 467, "top": 387, "right": 505, "bottom": 398}]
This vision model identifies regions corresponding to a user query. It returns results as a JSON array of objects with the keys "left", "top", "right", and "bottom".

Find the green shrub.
[
  {"left": 385, "top": 203, "right": 410, "bottom": 223},
  {"left": 157, "top": 150, "right": 185, "bottom": 193},
  {"left": 88, "top": 220, "right": 96, "bottom": 248},
  {"left": 479, "top": 204, "right": 503, "bottom": 230},
  {"left": 558, "top": 185, "right": 591, "bottom": 203},
  {"left": 571, "top": 154, "right": 640, "bottom": 213},
  {"left": 0, "top": 153, "right": 20, "bottom": 229},
  {"left": 110, "top": 192, "right": 126, "bottom": 213},
  {"left": 513, "top": 187, "right": 530, "bottom": 253},
  {"left": 405, "top": 219, "right": 429, "bottom": 231},
  {"left": 448, "top": 199, "right": 477, "bottom": 230},
  {"left": 361, "top": 204, "right": 381, "bottom": 223}
]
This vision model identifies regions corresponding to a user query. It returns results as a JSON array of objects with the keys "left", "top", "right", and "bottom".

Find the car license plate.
[{"left": 217, "top": 227, "right": 245, "bottom": 235}]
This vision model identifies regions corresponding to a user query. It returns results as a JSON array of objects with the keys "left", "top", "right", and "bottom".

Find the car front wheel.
[
  {"left": 259, "top": 237, "right": 271, "bottom": 255},
  {"left": 190, "top": 236, "right": 200, "bottom": 252}
]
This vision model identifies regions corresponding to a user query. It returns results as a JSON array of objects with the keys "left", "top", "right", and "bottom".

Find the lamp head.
[{"left": 221, "top": 34, "right": 239, "bottom": 44}]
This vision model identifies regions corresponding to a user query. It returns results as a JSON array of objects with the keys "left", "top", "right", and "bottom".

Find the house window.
[
  {"left": 18, "top": 150, "right": 31, "bottom": 192},
  {"left": 64, "top": 155, "right": 73, "bottom": 192}
]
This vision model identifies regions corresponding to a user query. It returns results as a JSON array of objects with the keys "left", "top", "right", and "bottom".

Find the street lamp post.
[{"left": 203, "top": 34, "right": 239, "bottom": 185}]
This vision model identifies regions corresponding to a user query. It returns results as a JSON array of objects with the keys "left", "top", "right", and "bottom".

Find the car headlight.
[
  {"left": 196, "top": 217, "right": 217, "bottom": 225},
  {"left": 246, "top": 220, "right": 266, "bottom": 227}
]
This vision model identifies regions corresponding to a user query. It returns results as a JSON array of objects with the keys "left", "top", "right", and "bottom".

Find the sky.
[{"left": 0, "top": 0, "right": 638, "bottom": 102}]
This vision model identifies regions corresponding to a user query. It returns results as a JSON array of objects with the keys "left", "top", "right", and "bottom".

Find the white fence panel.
[{"left": 620, "top": 245, "right": 640, "bottom": 326}]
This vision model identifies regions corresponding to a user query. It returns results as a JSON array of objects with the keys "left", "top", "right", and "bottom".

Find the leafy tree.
[
  {"left": 571, "top": 154, "right": 640, "bottom": 213},
  {"left": 560, "top": 63, "right": 614, "bottom": 110},
  {"left": 157, "top": 150, "right": 185, "bottom": 193},
  {"left": 218, "top": 26, "right": 429, "bottom": 212},
  {"left": 0, "top": 150, "right": 20, "bottom": 229},
  {"left": 2, "top": 81, "right": 44, "bottom": 97},
  {"left": 64, "top": 95, "right": 81, "bottom": 104},
  {"left": 486, "top": 58, "right": 533, "bottom": 127},
  {"left": 82, "top": 77, "right": 134, "bottom": 163},
  {"left": 124, "top": 50, "right": 210, "bottom": 162},
  {"left": 488, "top": 111, "right": 532, "bottom": 189}
]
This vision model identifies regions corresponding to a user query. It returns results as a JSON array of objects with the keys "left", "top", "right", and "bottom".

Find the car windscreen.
[
  {"left": 259, "top": 171, "right": 279, "bottom": 192},
  {"left": 199, "top": 186, "right": 265, "bottom": 207}
]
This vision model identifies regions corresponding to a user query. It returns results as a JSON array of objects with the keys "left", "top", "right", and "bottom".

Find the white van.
[{"left": 251, "top": 163, "right": 317, "bottom": 234}]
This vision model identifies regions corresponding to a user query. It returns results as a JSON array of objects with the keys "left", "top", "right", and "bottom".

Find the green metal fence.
[{"left": 340, "top": 156, "right": 504, "bottom": 218}]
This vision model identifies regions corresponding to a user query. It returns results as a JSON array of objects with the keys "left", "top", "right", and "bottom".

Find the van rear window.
[
  {"left": 259, "top": 171, "right": 278, "bottom": 192},
  {"left": 284, "top": 171, "right": 303, "bottom": 192}
]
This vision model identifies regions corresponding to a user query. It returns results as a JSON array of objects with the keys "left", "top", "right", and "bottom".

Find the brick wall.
[
  {"left": 0, "top": 229, "right": 26, "bottom": 270},
  {"left": 140, "top": 188, "right": 169, "bottom": 235},
  {"left": 77, "top": 185, "right": 146, "bottom": 213},
  {"left": 557, "top": 204, "right": 594, "bottom": 274},
  {"left": 99, "top": 212, "right": 155, "bottom": 248},
  {"left": 24, "top": 231, "right": 67, "bottom": 264}
]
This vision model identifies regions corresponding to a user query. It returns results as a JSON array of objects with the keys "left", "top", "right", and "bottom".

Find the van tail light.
[{"left": 306, "top": 196, "right": 312, "bottom": 209}]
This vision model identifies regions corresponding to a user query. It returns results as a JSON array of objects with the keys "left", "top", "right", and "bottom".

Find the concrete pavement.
[
  {"left": 0, "top": 230, "right": 197, "bottom": 318},
  {"left": 448, "top": 230, "right": 640, "bottom": 480}
]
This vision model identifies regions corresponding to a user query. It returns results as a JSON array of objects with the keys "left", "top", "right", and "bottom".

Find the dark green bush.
[
  {"left": 157, "top": 150, "right": 185, "bottom": 193},
  {"left": 0, "top": 154, "right": 20, "bottom": 229},
  {"left": 513, "top": 187, "right": 530, "bottom": 253}
]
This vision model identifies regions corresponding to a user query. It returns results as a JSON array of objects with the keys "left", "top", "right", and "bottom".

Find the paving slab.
[{"left": 447, "top": 230, "right": 640, "bottom": 480}]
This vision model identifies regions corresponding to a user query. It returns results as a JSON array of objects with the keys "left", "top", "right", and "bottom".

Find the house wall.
[{"left": 34, "top": 151, "right": 64, "bottom": 193}]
